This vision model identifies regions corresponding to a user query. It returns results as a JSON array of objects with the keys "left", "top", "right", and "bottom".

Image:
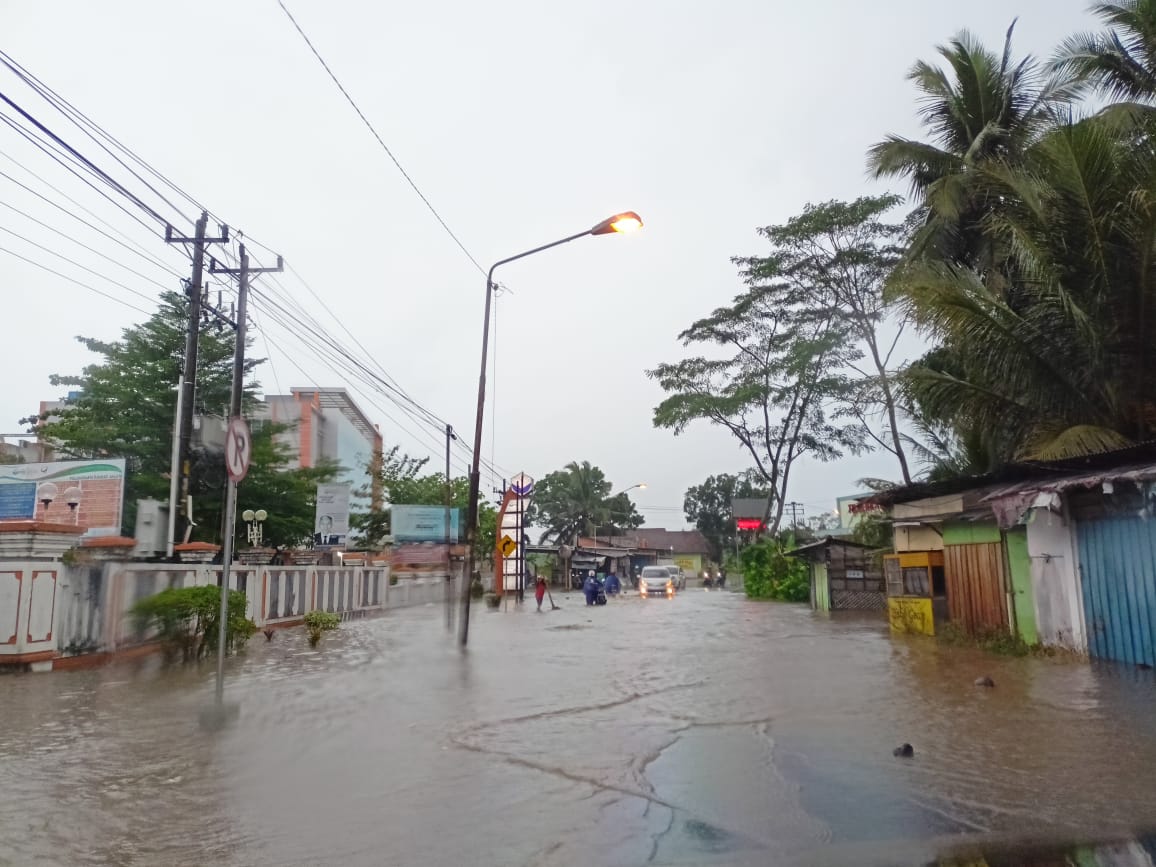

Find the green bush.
[
  {"left": 131, "top": 585, "right": 256, "bottom": 663},
  {"left": 304, "top": 609, "right": 341, "bottom": 647},
  {"left": 740, "top": 541, "right": 809, "bottom": 602}
]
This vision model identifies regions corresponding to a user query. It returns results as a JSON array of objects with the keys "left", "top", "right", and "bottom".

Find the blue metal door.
[{"left": 1077, "top": 516, "right": 1156, "bottom": 667}]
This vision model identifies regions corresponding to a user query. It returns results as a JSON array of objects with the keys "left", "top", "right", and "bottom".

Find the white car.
[{"left": 639, "top": 566, "right": 676, "bottom": 599}]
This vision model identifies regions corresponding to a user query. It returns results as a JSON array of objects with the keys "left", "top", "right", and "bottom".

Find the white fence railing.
[{"left": 46, "top": 560, "right": 454, "bottom": 658}]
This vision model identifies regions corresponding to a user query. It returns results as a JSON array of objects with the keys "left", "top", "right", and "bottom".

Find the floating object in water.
[
  {"left": 974, "top": 676, "right": 995, "bottom": 687},
  {"left": 893, "top": 743, "right": 914, "bottom": 758}
]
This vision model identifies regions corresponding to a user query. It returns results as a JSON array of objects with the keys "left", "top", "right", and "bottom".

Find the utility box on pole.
[{"left": 133, "top": 499, "right": 170, "bottom": 559}]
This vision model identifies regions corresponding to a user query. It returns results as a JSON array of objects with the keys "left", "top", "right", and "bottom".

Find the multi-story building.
[{"left": 254, "top": 387, "right": 383, "bottom": 507}]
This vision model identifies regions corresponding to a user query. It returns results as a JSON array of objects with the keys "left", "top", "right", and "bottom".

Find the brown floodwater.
[{"left": 2, "top": 590, "right": 1155, "bottom": 866}]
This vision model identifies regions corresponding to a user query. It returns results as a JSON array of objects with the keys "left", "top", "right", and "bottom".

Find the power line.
[
  {"left": 255, "top": 318, "right": 473, "bottom": 476},
  {"left": 0, "top": 245, "right": 151, "bottom": 315},
  {"left": 0, "top": 109, "right": 169, "bottom": 237},
  {"left": 248, "top": 291, "right": 495, "bottom": 478},
  {"left": 0, "top": 93, "right": 171, "bottom": 228},
  {"left": 0, "top": 51, "right": 196, "bottom": 226},
  {"left": 0, "top": 156, "right": 185, "bottom": 277},
  {"left": 276, "top": 0, "right": 486, "bottom": 276},
  {"left": 0, "top": 222, "right": 160, "bottom": 305},
  {"left": 0, "top": 200, "right": 176, "bottom": 292}
]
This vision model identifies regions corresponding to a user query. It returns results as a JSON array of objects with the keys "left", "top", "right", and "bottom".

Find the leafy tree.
[
  {"left": 649, "top": 215, "right": 866, "bottom": 535},
  {"left": 352, "top": 446, "right": 496, "bottom": 559},
  {"left": 197, "top": 423, "right": 341, "bottom": 548},
  {"left": 683, "top": 472, "right": 768, "bottom": 562},
  {"left": 352, "top": 445, "right": 429, "bottom": 548},
  {"left": 740, "top": 540, "right": 809, "bottom": 602},
  {"left": 32, "top": 291, "right": 341, "bottom": 543},
  {"left": 804, "top": 512, "right": 841, "bottom": 534},
  {"left": 748, "top": 196, "right": 915, "bottom": 482},
  {"left": 527, "top": 461, "right": 643, "bottom": 544},
  {"left": 35, "top": 292, "right": 244, "bottom": 532}
]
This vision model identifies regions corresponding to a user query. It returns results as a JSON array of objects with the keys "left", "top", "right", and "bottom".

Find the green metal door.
[{"left": 1004, "top": 527, "right": 1037, "bottom": 644}]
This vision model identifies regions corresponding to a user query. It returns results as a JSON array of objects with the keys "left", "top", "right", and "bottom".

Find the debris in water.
[
  {"left": 974, "top": 676, "right": 995, "bottom": 687},
  {"left": 893, "top": 743, "right": 914, "bottom": 758}
]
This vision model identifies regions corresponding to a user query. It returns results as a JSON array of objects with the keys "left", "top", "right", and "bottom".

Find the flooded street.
[{"left": 3, "top": 590, "right": 1156, "bottom": 866}]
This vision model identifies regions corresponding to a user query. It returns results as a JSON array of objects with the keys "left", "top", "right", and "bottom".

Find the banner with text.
[{"left": 0, "top": 459, "right": 126, "bottom": 536}]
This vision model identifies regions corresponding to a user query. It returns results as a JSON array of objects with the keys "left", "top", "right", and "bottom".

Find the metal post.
[
  {"left": 214, "top": 245, "right": 248, "bottom": 706},
  {"left": 166, "top": 375, "right": 184, "bottom": 559},
  {"left": 457, "top": 224, "right": 628, "bottom": 647},
  {"left": 207, "top": 244, "right": 282, "bottom": 707},
  {"left": 444, "top": 423, "right": 455, "bottom": 632}
]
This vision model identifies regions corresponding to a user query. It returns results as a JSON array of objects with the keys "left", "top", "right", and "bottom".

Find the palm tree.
[
  {"left": 1053, "top": 1, "right": 1156, "bottom": 103},
  {"left": 896, "top": 113, "right": 1156, "bottom": 458},
  {"left": 530, "top": 461, "right": 614, "bottom": 544},
  {"left": 869, "top": 22, "right": 1072, "bottom": 270}
]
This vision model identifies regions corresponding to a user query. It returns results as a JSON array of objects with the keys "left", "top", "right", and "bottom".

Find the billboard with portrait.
[{"left": 314, "top": 482, "right": 351, "bottom": 547}]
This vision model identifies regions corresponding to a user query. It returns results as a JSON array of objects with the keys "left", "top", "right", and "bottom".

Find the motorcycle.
[{"left": 702, "top": 570, "right": 714, "bottom": 589}]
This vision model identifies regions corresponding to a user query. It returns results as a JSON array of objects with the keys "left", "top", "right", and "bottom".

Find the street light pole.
[
  {"left": 593, "top": 482, "right": 646, "bottom": 548},
  {"left": 458, "top": 211, "right": 643, "bottom": 647}
]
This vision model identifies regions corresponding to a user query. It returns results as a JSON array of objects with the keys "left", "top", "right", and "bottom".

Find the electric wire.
[
  {"left": 1, "top": 52, "right": 511, "bottom": 481},
  {"left": 0, "top": 109, "right": 171, "bottom": 237},
  {"left": 0, "top": 222, "right": 161, "bottom": 305},
  {"left": 0, "top": 95, "right": 171, "bottom": 229},
  {"left": 0, "top": 156, "right": 184, "bottom": 277},
  {"left": 0, "top": 200, "right": 177, "bottom": 292},
  {"left": 0, "top": 51, "right": 196, "bottom": 225},
  {"left": 247, "top": 288, "right": 498, "bottom": 479},
  {"left": 254, "top": 312, "right": 473, "bottom": 476},
  {"left": 0, "top": 245, "right": 152, "bottom": 316},
  {"left": 276, "top": 0, "right": 486, "bottom": 277}
]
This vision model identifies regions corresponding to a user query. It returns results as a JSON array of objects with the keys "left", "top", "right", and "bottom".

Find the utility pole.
[
  {"left": 166, "top": 212, "right": 228, "bottom": 553},
  {"left": 207, "top": 244, "right": 282, "bottom": 710},
  {"left": 444, "top": 423, "right": 456, "bottom": 632},
  {"left": 786, "top": 501, "right": 805, "bottom": 532}
]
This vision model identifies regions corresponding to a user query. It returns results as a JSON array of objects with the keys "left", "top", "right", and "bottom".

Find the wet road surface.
[{"left": 3, "top": 589, "right": 1156, "bottom": 866}]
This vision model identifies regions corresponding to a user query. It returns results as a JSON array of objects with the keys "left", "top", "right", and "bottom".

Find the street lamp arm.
[{"left": 487, "top": 228, "right": 593, "bottom": 280}]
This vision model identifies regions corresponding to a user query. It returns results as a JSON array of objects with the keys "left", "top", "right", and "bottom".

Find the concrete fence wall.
[{"left": 3, "top": 557, "right": 456, "bottom": 669}]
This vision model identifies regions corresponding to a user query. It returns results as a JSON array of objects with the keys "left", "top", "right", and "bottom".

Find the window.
[{"left": 903, "top": 567, "right": 930, "bottom": 596}]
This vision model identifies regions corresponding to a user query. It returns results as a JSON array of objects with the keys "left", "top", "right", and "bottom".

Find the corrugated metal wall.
[
  {"left": 1077, "top": 516, "right": 1156, "bottom": 667},
  {"left": 944, "top": 542, "right": 1009, "bottom": 634}
]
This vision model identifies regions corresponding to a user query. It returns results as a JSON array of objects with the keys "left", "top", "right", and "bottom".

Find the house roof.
[
  {"left": 630, "top": 528, "right": 712, "bottom": 555},
  {"left": 785, "top": 536, "right": 877, "bottom": 561},
  {"left": 863, "top": 441, "right": 1156, "bottom": 508}
]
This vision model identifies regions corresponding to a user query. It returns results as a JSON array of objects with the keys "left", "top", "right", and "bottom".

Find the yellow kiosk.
[{"left": 884, "top": 551, "right": 945, "bottom": 636}]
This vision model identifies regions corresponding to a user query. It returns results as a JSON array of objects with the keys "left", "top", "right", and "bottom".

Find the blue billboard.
[{"left": 391, "top": 504, "right": 460, "bottom": 543}]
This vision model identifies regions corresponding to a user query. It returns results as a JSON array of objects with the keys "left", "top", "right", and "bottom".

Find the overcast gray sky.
[{"left": 2, "top": 0, "right": 1095, "bottom": 527}]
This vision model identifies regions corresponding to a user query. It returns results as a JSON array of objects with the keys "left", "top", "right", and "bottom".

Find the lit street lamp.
[{"left": 459, "top": 211, "right": 643, "bottom": 646}]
